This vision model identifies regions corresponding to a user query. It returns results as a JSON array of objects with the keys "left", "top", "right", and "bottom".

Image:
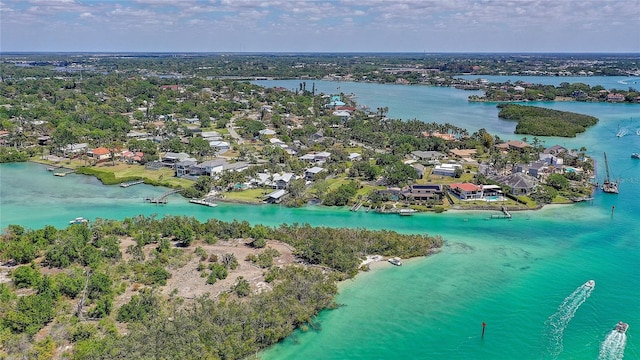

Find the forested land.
[
  {"left": 0, "top": 216, "right": 443, "bottom": 358},
  {"left": 497, "top": 104, "right": 599, "bottom": 137}
]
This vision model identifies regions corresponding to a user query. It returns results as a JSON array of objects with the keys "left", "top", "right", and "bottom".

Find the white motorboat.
[
  {"left": 388, "top": 257, "right": 402, "bottom": 266},
  {"left": 69, "top": 217, "right": 89, "bottom": 225},
  {"left": 584, "top": 280, "right": 595, "bottom": 289}
]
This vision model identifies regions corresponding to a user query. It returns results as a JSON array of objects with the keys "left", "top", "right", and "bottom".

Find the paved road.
[{"left": 227, "top": 117, "right": 244, "bottom": 144}]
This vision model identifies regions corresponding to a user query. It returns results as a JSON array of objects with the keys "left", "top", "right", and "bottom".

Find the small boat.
[
  {"left": 398, "top": 208, "right": 417, "bottom": 216},
  {"left": 632, "top": 153, "right": 640, "bottom": 159},
  {"left": 388, "top": 257, "right": 402, "bottom": 266},
  {"left": 189, "top": 198, "right": 218, "bottom": 207},
  {"left": 69, "top": 217, "right": 89, "bottom": 225},
  {"left": 584, "top": 280, "right": 595, "bottom": 289},
  {"left": 615, "top": 321, "right": 629, "bottom": 334}
]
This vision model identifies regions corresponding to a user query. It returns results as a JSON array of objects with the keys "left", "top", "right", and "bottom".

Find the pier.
[
  {"left": 53, "top": 169, "right": 76, "bottom": 177},
  {"left": 145, "top": 189, "right": 182, "bottom": 204},
  {"left": 189, "top": 197, "right": 218, "bottom": 207},
  {"left": 350, "top": 201, "right": 363, "bottom": 212},
  {"left": 120, "top": 180, "right": 144, "bottom": 188},
  {"left": 490, "top": 205, "right": 512, "bottom": 219}
]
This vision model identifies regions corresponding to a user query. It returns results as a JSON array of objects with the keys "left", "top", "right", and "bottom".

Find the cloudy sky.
[{"left": 1, "top": 0, "right": 639, "bottom": 53}]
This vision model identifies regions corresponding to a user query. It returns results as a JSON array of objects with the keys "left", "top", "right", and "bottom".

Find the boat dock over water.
[
  {"left": 145, "top": 189, "right": 182, "bottom": 204},
  {"left": 490, "top": 205, "right": 512, "bottom": 219},
  {"left": 120, "top": 180, "right": 144, "bottom": 188}
]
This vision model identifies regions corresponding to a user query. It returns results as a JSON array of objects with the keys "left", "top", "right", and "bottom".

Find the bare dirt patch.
[{"left": 161, "top": 239, "right": 296, "bottom": 300}]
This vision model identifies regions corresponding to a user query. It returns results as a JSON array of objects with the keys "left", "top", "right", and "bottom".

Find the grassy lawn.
[
  {"left": 222, "top": 188, "right": 266, "bottom": 203},
  {"left": 32, "top": 157, "right": 194, "bottom": 188},
  {"left": 90, "top": 163, "right": 193, "bottom": 187}
]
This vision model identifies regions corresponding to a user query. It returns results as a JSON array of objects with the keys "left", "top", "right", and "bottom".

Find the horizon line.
[{"left": 2, "top": 51, "right": 640, "bottom": 55}]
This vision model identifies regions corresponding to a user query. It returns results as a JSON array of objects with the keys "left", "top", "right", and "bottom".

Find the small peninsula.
[{"left": 497, "top": 104, "right": 599, "bottom": 137}]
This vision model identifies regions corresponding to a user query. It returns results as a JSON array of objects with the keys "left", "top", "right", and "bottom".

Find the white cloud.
[{"left": 0, "top": 0, "right": 638, "bottom": 52}]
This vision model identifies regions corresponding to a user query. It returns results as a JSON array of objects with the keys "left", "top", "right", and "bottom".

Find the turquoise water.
[{"left": 1, "top": 81, "right": 639, "bottom": 359}]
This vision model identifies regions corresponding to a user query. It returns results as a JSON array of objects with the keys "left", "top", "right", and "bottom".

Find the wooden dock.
[
  {"left": 53, "top": 169, "right": 76, "bottom": 177},
  {"left": 145, "top": 189, "right": 181, "bottom": 204},
  {"left": 350, "top": 201, "right": 363, "bottom": 212},
  {"left": 120, "top": 180, "right": 144, "bottom": 188},
  {"left": 490, "top": 205, "right": 512, "bottom": 219}
]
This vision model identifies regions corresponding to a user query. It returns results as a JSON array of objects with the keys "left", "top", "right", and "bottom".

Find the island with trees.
[
  {"left": 497, "top": 104, "right": 599, "bottom": 137},
  {"left": 0, "top": 216, "right": 443, "bottom": 358}
]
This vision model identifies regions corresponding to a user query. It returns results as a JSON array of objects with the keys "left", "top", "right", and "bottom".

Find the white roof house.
[
  {"left": 305, "top": 166, "right": 325, "bottom": 179},
  {"left": 259, "top": 129, "right": 277, "bottom": 136},
  {"left": 299, "top": 153, "right": 316, "bottom": 161}
]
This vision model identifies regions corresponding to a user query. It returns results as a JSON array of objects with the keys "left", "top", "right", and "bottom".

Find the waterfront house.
[
  {"left": 480, "top": 185, "right": 503, "bottom": 198},
  {"left": 265, "top": 189, "right": 287, "bottom": 204},
  {"left": 176, "top": 160, "right": 198, "bottom": 177},
  {"left": 402, "top": 184, "right": 443, "bottom": 203},
  {"left": 194, "top": 159, "right": 227, "bottom": 176},
  {"left": 607, "top": 93, "right": 625, "bottom": 102},
  {"left": 449, "top": 183, "right": 483, "bottom": 200},
  {"left": 162, "top": 152, "right": 195, "bottom": 167},
  {"left": 491, "top": 173, "right": 537, "bottom": 195},
  {"left": 63, "top": 143, "right": 88, "bottom": 158},
  {"left": 252, "top": 172, "right": 294, "bottom": 189},
  {"left": 88, "top": 147, "right": 111, "bottom": 161},
  {"left": 120, "top": 150, "right": 144, "bottom": 164}
]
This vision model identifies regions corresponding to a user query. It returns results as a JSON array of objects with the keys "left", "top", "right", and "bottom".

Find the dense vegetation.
[
  {"left": 497, "top": 104, "right": 599, "bottom": 137},
  {"left": 0, "top": 216, "right": 443, "bottom": 358}
]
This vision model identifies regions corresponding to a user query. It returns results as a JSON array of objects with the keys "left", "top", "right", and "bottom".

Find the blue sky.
[{"left": 1, "top": 0, "right": 639, "bottom": 53}]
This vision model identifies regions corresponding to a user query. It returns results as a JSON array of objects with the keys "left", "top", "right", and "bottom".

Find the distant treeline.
[{"left": 497, "top": 104, "right": 599, "bottom": 137}]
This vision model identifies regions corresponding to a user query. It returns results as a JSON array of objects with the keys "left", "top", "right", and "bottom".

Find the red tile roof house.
[
  {"left": 159, "top": 85, "right": 180, "bottom": 91},
  {"left": 449, "top": 183, "right": 483, "bottom": 200},
  {"left": 606, "top": 93, "right": 625, "bottom": 102},
  {"left": 497, "top": 140, "right": 532, "bottom": 152},
  {"left": 88, "top": 147, "right": 111, "bottom": 160}
]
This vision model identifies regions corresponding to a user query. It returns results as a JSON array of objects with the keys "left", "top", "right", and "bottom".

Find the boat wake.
[
  {"left": 542, "top": 281, "right": 594, "bottom": 359},
  {"left": 599, "top": 330, "right": 626, "bottom": 360}
]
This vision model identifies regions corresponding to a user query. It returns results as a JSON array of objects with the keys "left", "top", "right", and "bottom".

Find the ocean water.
[{"left": 1, "top": 81, "right": 639, "bottom": 360}]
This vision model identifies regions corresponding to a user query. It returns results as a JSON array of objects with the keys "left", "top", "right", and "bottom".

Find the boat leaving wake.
[
  {"left": 599, "top": 330, "right": 627, "bottom": 360},
  {"left": 542, "top": 281, "right": 595, "bottom": 359}
]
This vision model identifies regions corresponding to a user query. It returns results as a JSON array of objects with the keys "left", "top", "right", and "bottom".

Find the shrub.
[{"left": 11, "top": 264, "right": 41, "bottom": 288}]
